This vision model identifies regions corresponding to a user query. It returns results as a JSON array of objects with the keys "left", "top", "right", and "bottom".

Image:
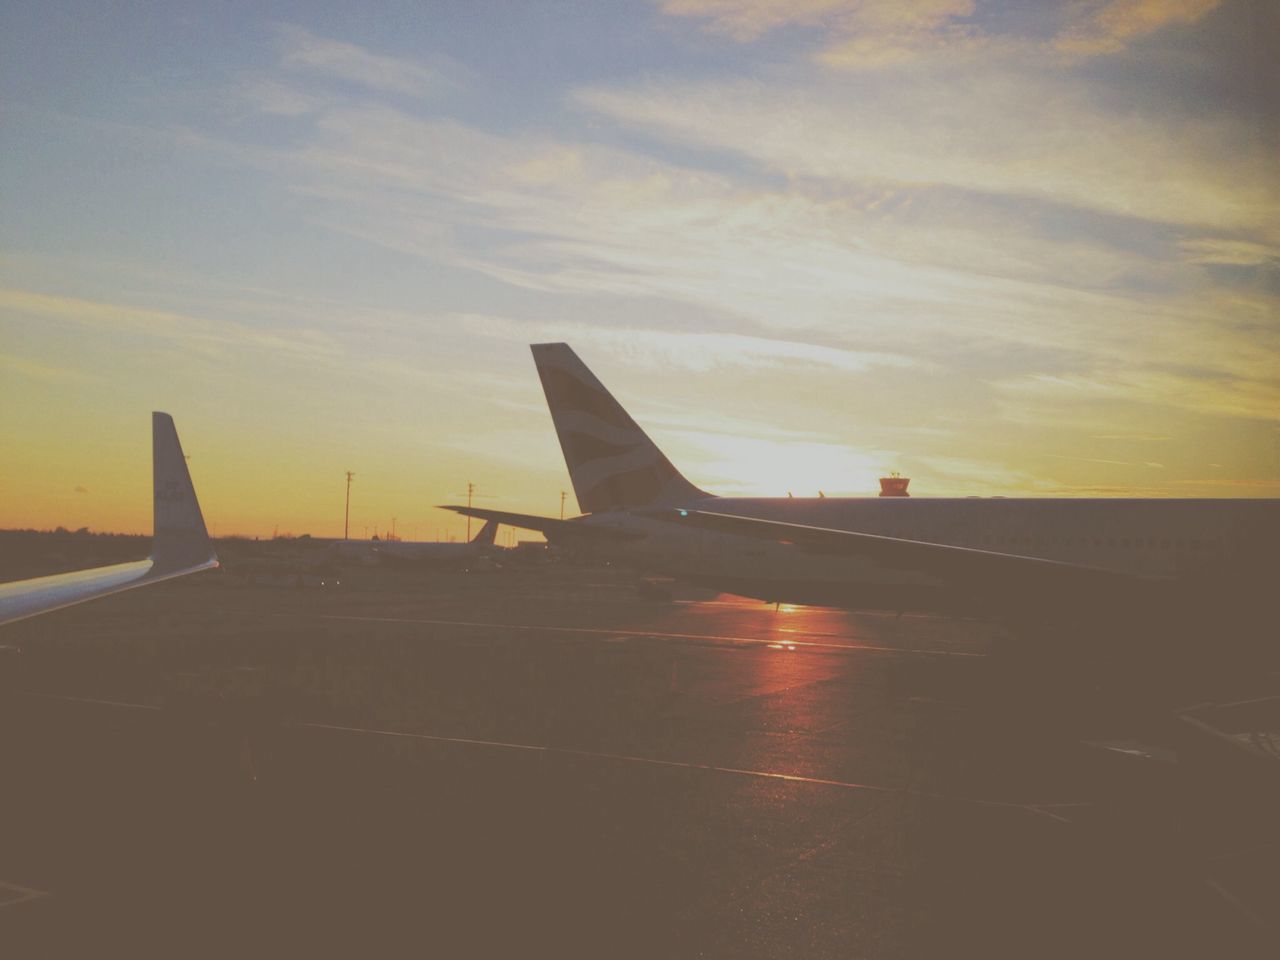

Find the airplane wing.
[
  {"left": 658, "top": 508, "right": 1163, "bottom": 596},
  {"left": 438, "top": 505, "right": 644, "bottom": 542},
  {"left": 0, "top": 413, "right": 219, "bottom": 626}
]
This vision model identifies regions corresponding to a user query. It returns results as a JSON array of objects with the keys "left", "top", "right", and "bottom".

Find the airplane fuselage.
[{"left": 572, "top": 497, "right": 1279, "bottom": 617}]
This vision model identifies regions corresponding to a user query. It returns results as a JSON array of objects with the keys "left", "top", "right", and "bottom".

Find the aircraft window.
[
  {"left": 1121, "top": 538, "right": 1130, "bottom": 547},
  {"left": 1160, "top": 539, "right": 1170, "bottom": 549},
  {"left": 1191, "top": 539, "right": 1201, "bottom": 549},
  {"left": 1176, "top": 539, "right": 1186, "bottom": 548}
]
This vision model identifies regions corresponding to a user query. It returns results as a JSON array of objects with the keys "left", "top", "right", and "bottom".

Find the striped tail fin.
[{"left": 531, "top": 343, "right": 711, "bottom": 514}]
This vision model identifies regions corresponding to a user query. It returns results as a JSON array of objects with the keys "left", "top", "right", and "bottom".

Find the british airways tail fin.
[
  {"left": 151, "top": 412, "right": 217, "bottom": 574},
  {"left": 530, "top": 343, "right": 711, "bottom": 513}
]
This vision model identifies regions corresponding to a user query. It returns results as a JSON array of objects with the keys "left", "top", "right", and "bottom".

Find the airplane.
[
  {"left": 329, "top": 518, "right": 503, "bottom": 567},
  {"left": 0, "top": 413, "right": 219, "bottom": 626},
  {"left": 443, "top": 343, "right": 1277, "bottom": 643}
]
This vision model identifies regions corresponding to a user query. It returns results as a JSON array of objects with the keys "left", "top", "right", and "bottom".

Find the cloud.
[
  {"left": 276, "top": 25, "right": 438, "bottom": 98},
  {"left": 74, "top": 485, "right": 89, "bottom": 494},
  {"left": 659, "top": 0, "right": 1227, "bottom": 66},
  {"left": 1053, "top": 0, "right": 1224, "bottom": 57},
  {"left": 1179, "top": 237, "right": 1278, "bottom": 266},
  {"left": 233, "top": 78, "right": 327, "bottom": 117},
  {"left": 0, "top": 287, "right": 343, "bottom": 368},
  {"left": 0, "top": 353, "right": 93, "bottom": 384},
  {"left": 575, "top": 71, "right": 1278, "bottom": 235},
  {"left": 180, "top": 61, "right": 1274, "bottom": 432},
  {"left": 660, "top": 0, "right": 979, "bottom": 67},
  {"left": 660, "top": 0, "right": 852, "bottom": 41},
  {"left": 1047, "top": 453, "right": 1165, "bottom": 469},
  {"left": 991, "top": 367, "right": 1280, "bottom": 423},
  {"left": 463, "top": 314, "right": 920, "bottom": 374}
]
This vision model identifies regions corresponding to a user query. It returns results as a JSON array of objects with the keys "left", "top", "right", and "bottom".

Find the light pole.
[
  {"left": 344, "top": 471, "right": 355, "bottom": 540},
  {"left": 466, "top": 481, "right": 474, "bottom": 541}
]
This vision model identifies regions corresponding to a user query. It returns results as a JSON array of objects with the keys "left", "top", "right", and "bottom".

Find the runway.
[{"left": 1, "top": 565, "right": 1276, "bottom": 958}]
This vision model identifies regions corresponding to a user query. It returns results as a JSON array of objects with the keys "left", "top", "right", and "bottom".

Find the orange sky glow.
[{"left": 2, "top": 1, "right": 1277, "bottom": 539}]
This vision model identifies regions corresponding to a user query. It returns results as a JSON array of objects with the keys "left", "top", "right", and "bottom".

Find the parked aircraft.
[
  {"left": 327, "top": 519, "right": 502, "bottom": 568},
  {"left": 444, "top": 344, "right": 1277, "bottom": 636},
  {"left": 0, "top": 413, "right": 218, "bottom": 626}
]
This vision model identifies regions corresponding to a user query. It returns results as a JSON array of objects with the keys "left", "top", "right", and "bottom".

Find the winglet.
[{"left": 151, "top": 412, "right": 218, "bottom": 573}]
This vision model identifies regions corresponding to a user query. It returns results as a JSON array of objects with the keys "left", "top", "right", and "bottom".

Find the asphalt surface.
[{"left": 1, "top": 563, "right": 1276, "bottom": 958}]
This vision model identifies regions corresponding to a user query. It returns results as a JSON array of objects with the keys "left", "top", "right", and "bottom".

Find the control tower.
[{"left": 878, "top": 473, "right": 910, "bottom": 497}]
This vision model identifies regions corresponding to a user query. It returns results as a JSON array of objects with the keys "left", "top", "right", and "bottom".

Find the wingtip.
[{"left": 151, "top": 413, "right": 215, "bottom": 572}]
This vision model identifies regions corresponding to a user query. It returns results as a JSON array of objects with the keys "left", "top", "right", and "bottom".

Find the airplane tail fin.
[
  {"left": 472, "top": 518, "right": 499, "bottom": 545},
  {"left": 151, "top": 412, "right": 218, "bottom": 573},
  {"left": 530, "top": 343, "right": 711, "bottom": 513}
]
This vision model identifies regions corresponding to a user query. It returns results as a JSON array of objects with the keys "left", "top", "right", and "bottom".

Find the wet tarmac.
[{"left": 1, "top": 565, "right": 1276, "bottom": 958}]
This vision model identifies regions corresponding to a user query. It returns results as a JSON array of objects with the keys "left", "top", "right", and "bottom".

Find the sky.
[{"left": 1, "top": 0, "right": 1277, "bottom": 540}]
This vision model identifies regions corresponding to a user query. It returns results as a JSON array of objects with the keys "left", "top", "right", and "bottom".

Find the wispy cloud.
[
  {"left": 3, "top": 12, "right": 1274, "bottom": 532},
  {"left": 0, "top": 287, "right": 343, "bottom": 367},
  {"left": 991, "top": 368, "right": 1280, "bottom": 423},
  {"left": 662, "top": 0, "right": 981, "bottom": 70},
  {"left": 1053, "top": 0, "right": 1225, "bottom": 57},
  {"left": 659, "top": 0, "right": 1228, "bottom": 66},
  {"left": 575, "top": 70, "right": 1277, "bottom": 234},
  {"left": 1047, "top": 453, "right": 1165, "bottom": 469},
  {"left": 276, "top": 25, "right": 439, "bottom": 98},
  {"left": 166, "top": 40, "right": 1276, "bottom": 438},
  {"left": 0, "top": 353, "right": 94, "bottom": 384},
  {"left": 464, "top": 314, "right": 920, "bottom": 373}
]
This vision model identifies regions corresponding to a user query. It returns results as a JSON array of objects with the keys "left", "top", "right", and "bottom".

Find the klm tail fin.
[
  {"left": 151, "top": 412, "right": 217, "bottom": 573},
  {"left": 530, "top": 343, "right": 711, "bottom": 513},
  {"left": 471, "top": 518, "right": 499, "bottom": 545}
]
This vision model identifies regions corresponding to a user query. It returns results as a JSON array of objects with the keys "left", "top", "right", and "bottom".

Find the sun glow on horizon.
[{"left": 2, "top": 2, "right": 1276, "bottom": 533}]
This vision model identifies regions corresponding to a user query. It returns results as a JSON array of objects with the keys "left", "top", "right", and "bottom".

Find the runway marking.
[
  {"left": 1197, "top": 694, "right": 1280, "bottom": 711},
  {"left": 0, "top": 880, "right": 50, "bottom": 910},
  {"left": 1206, "top": 837, "right": 1280, "bottom": 864},
  {"left": 22, "top": 691, "right": 162, "bottom": 711},
  {"left": 305, "top": 614, "right": 986, "bottom": 658},
  {"left": 1203, "top": 876, "right": 1273, "bottom": 932},
  {"left": 17, "top": 691, "right": 1073, "bottom": 822},
  {"left": 297, "top": 721, "right": 1066, "bottom": 820}
]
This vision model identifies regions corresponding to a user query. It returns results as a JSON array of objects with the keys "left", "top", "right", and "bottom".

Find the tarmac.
[{"left": 1, "top": 562, "right": 1277, "bottom": 958}]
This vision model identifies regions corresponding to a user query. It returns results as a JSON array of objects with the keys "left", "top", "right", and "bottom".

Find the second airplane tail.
[
  {"left": 471, "top": 518, "right": 499, "bottom": 545},
  {"left": 531, "top": 343, "right": 710, "bottom": 513}
]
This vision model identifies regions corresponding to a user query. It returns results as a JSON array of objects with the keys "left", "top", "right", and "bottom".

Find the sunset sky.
[{"left": 2, "top": 0, "right": 1277, "bottom": 540}]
